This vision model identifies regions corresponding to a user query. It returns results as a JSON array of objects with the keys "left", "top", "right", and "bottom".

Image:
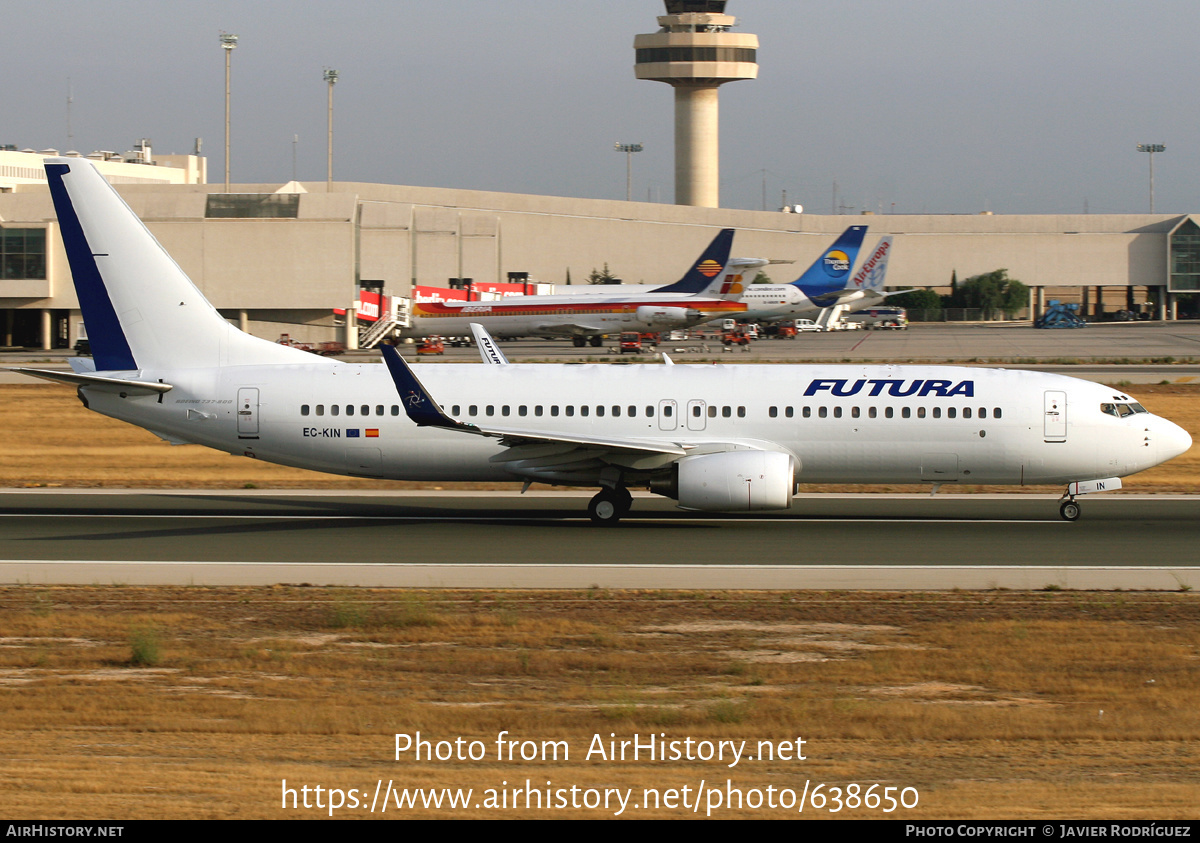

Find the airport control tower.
[{"left": 634, "top": 1, "right": 758, "bottom": 208}]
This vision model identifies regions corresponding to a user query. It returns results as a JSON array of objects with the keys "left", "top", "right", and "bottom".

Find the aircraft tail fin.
[
  {"left": 44, "top": 158, "right": 312, "bottom": 372},
  {"left": 790, "top": 225, "right": 868, "bottom": 299},
  {"left": 651, "top": 229, "right": 735, "bottom": 295},
  {"left": 848, "top": 237, "right": 893, "bottom": 293}
]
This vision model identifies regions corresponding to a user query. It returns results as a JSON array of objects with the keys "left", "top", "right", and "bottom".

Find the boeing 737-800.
[
  {"left": 405, "top": 229, "right": 753, "bottom": 346},
  {"left": 15, "top": 159, "right": 1192, "bottom": 525}
]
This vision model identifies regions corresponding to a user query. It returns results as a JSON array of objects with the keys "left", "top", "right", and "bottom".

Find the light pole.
[
  {"left": 220, "top": 32, "right": 238, "bottom": 192},
  {"left": 614, "top": 142, "right": 643, "bottom": 202},
  {"left": 1137, "top": 143, "right": 1165, "bottom": 213},
  {"left": 324, "top": 68, "right": 338, "bottom": 189}
]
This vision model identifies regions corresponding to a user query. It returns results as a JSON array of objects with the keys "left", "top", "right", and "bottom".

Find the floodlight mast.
[
  {"left": 1137, "top": 144, "right": 1165, "bottom": 213},
  {"left": 220, "top": 32, "right": 238, "bottom": 193},
  {"left": 324, "top": 68, "right": 338, "bottom": 189},
  {"left": 614, "top": 142, "right": 644, "bottom": 201}
]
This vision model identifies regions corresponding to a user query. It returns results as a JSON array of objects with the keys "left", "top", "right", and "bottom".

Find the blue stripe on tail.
[{"left": 44, "top": 163, "right": 137, "bottom": 371}]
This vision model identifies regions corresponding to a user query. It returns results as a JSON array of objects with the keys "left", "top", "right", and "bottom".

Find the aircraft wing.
[
  {"left": 531, "top": 322, "right": 605, "bottom": 337},
  {"left": 380, "top": 344, "right": 686, "bottom": 457}
]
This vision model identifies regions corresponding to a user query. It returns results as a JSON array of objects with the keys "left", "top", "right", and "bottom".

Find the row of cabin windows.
[
  {"left": 448, "top": 404, "right": 710, "bottom": 418},
  {"left": 299, "top": 403, "right": 1001, "bottom": 421},
  {"left": 769, "top": 405, "right": 1002, "bottom": 420},
  {"left": 301, "top": 404, "right": 402, "bottom": 417}
]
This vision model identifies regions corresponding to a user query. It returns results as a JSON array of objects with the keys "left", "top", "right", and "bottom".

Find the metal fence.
[{"left": 905, "top": 308, "right": 1030, "bottom": 323}]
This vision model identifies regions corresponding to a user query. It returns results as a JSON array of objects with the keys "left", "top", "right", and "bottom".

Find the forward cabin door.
[{"left": 1044, "top": 391, "right": 1067, "bottom": 442}]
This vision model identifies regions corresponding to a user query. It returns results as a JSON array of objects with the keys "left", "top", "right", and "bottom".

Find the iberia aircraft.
[
  {"left": 15, "top": 159, "right": 1192, "bottom": 524},
  {"left": 405, "top": 228, "right": 754, "bottom": 346}
]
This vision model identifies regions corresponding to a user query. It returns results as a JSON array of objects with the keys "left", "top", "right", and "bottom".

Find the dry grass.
[
  {"left": 0, "top": 587, "right": 1198, "bottom": 819},
  {"left": 1, "top": 382, "right": 1198, "bottom": 491}
]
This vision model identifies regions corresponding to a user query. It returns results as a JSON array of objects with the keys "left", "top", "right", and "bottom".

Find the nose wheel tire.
[
  {"left": 1059, "top": 500, "right": 1081, "bottom": 522},
  {"left": 588, "top": 488, "right": 632, "bottom": 525}
]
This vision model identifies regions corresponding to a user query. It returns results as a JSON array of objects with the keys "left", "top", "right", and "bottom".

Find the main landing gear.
[{"left": 588, "top": 487, "right": 633, "bottom": 525}]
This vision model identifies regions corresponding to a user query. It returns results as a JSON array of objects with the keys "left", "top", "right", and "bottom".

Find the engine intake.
[{"left": 673, "top": 450, "right": 795, "bottom": 512}]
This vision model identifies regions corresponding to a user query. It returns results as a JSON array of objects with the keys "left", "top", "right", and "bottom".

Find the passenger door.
[
  {"left": 1044, "top": 391, "right": 1067, "bottom": 442},
  {"left": 237, "top": 387, "right": 260, "bottom": 439}
]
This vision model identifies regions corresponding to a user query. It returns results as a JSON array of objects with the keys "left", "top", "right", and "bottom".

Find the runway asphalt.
[{"left": 1, "top": 490, "right": 1196, "bottom": 591}]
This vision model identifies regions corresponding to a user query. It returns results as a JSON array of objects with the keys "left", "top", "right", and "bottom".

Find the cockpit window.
[{"left": 1102, "top": 402, "right": 1148, "bottom": 417}]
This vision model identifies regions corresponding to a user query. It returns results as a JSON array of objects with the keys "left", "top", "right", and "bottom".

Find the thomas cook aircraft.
[
  {"left": 14, "top": 159, "right": 1192, "bottom": 524},
  {"left": 737, "top": 225, "right": 887, "bottom": 322}
]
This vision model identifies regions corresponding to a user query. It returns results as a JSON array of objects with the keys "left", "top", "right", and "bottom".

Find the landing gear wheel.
[
  {"left": 1059, "top": 500, "right": 1081, "bottom": 522},
  {"left": 589, "top": 335, "right": 604, "bottom": 348},
  {"left": 573, "top": 336, "right": 587, "bottom": 348},
  {"left": 588, "top": 488, "right": 632, "bottom": 525}
]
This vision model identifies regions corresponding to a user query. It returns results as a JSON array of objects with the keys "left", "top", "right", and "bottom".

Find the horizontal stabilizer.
[{"left": 11, "top": 367, "right": 172, "bottom": 394}]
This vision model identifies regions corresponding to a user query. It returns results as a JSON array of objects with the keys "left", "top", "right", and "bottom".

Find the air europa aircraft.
[
  {"left": 16, "top": 159, "right": 1192, "bottom": 524},
  {"left": 404, "top": 228, "right": 756, "bottom": 347}
]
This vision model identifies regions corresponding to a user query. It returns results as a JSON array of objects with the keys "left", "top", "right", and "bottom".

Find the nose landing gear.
[{"left": 1058, "top": 477, "right": 1122, "bottom": 522}]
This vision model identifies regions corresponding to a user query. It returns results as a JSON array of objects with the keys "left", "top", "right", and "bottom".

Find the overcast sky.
[{"left": 6, "top": 1, "right": 1197, "bottom": 215}]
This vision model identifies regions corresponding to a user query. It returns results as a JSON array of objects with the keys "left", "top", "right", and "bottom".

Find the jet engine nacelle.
[
  {"left": 675, "top": 450, "right": 796, "bottom": 512},
  {"left": 636, "top": 306, "right": 691, "bottom": 328}
]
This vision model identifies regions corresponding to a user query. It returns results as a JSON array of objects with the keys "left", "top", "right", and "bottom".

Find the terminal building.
[{"left": 1, "top": 142, "right": 1197, "bottom": 350}]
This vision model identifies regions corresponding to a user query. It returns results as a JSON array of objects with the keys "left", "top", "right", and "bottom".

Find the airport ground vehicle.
[{"left": 417, "top": 336, "right": 446, "bottom": 355}]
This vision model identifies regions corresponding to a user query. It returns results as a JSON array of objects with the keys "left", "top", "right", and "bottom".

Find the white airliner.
[
  {"left": 15, "top": 159, "right": 1192, "bottom": 524},
  {"left": 737, "top": 228, "right": 901, "bottom": 323},
  {"left": 405, "top": 229, "right": 757, "bottom": 346}
]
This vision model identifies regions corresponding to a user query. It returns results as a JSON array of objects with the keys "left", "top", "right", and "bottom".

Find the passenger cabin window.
[
  {"left": 301, "top": 405, "right": 310, "bottom": 416},
  {"left": 331, "top": 405, "right": 340, "bottom": 416}
]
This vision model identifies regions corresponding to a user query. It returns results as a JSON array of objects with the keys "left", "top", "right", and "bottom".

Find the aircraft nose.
[{"left": 1157, "top": 418, "right": 1193, "bottom": 463}]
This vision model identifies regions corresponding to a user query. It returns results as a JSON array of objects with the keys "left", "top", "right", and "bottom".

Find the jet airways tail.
[
  {"left": 650, "top": 228, "right": 734, "bottom": 296},
  {"left": 44, "top": 158, "right": 312, "bottom": 372}
]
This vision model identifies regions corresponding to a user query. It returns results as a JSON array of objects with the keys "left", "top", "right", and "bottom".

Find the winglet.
[
  {"left": 380, "top": 344, "right": 479, "bottom": 432},
  {"left": 470, "top": 322, "right": 509, "bottom": 364}
]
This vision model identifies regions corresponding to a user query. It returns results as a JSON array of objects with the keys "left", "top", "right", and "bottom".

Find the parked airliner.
[
  {"left": 404, "top": 229, "right": 755, "bottom": 346},
  {"left": 15, "top": 159, "right": 1192, "bottom": 524},
  {"left": 737, "top": 229, "right": 901, "bottom": 323}
]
